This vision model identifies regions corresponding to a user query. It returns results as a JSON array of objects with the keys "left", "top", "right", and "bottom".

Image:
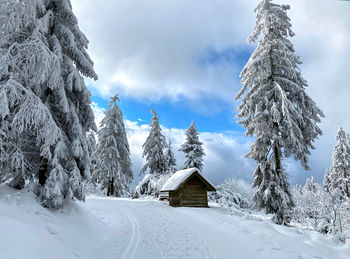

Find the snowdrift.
[{"left": 0, "top": 185, "right": 110, "bottom": 259}]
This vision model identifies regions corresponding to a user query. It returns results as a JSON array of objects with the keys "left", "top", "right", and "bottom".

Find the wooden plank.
[
  {"left": 181, "top": 201, "right": 207, "bottom": 204},
  {"left": 182, "top": 197, "right": 206, "bottom": 200},
  {"left": 181, "top": 202, "right": 206, "bottom": 205},
  {"left": 182, "top": 196, "right": 206, "bottom": 200},
  {"left": 182, "top": 193, "right": 206, "bottom": 196},
  {"left": 182, "top": 195, "right": 207, "bottom": 199},
  {"left": 182, "top": 194, "right": 206, "bottom": 197},
  {"left": 183, "top": 188, "right": 204, "bottom": 192},
  {"left": 183, "top": 190, "right": 206, "bottom": 194},
  {"left": 182, "top": 190, "right": 206, "bottom": 194},
  {"left": 181, "top": 203, "right": 207, "bottom": 207},
  {"left": 182, "top": 199, "right": 206, "bottom": 202},
  {"left": 183, "top": 191, "right": 207, "bottom": 196},
  {"left": 182, "top": 195, "right": 206, "bottom": 198}
]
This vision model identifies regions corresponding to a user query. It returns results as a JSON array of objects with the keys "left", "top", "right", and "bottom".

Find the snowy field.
[{"left": 0, "top": 186, "right": 350, "bottom": 259}]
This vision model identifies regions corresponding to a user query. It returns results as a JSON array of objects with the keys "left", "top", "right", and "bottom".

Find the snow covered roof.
[{"left": 161, "top": 168, "right": 216, "bottom": 192}]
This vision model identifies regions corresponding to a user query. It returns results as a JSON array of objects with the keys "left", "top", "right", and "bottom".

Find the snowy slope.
[
  {"left": 0, "top": 185, "right": 111, "bottom": 259},
  {"left": 1, "top": 186, "right": 350, "bottom": 259},
  {"left": 85, "top": 197, "right": 350, "bottom": 259}
]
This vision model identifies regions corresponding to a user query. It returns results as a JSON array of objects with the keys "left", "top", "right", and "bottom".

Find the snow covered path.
[
  {"left": 1, "top": 187, "right": 349, "bottom": 259},
  {"left": 85, "top": 197, "right": 350, "bottom": 259}
]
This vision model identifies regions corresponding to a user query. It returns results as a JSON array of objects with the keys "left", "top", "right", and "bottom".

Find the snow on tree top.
[{"left": 160, "top": 168, "right": 215, "bottom": 192}]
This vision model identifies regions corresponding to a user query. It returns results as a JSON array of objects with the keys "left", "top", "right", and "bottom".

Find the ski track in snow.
[
  {"left": 1, "top": 187, "right": 350, "bottom": 259},
  {"left": 85, "top": 197, "right": 350, "bottom": 259},
  {"left": 121, "top": 212, "right": 140, "bottom": 259},
  {"left": 86, "top": 197, "right": 217, "bottom": 259}
]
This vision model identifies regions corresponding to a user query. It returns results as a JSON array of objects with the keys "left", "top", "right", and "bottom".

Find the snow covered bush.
[
  {"left": 292, "top": 178, "right": 327, "bottom": 231},
  {"left": 292, "top": 177, "right": 350, "bottom": 242},
  {"left": 83, "top": 181, "right": 106, "bottom": 197},
  {"left": 326, "top": 192, "right": 350, "bottom": 242},
  {"left": 133, "top": 173, "right": 171, "bottom": 198},
  {"left": 209, "top": 178, "right": 254, "bottom": 210}
]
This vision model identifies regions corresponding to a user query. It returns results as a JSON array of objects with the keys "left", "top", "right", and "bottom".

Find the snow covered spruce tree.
[
  {"left": 0, "top": 0, "right": 97, "bottom": 208},
  {"left": 327, "top": 128, "right": 350, "bottom": 199},
  {"left": 140, "top": 109, "right": 168, "bottom": 176},
  {"left": 323, "top": 168, "right": 331, "bottom": 193},
  {"left": 134, "top": 109, "right": 169, "bottom": 197},
  {"left": 179, "top": 121, "right": 205, "bottom": 171},
  {"left": 235, "top": 0, "right": 324, "bottom": 224},
  {"left": 94, "top": 95, "right": 133, "bottom": 197},
  {"left": 165, "top": 140, "right": 177, "bottom": 173}
]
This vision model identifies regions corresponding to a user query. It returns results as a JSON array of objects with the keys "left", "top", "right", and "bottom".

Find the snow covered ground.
[{"left": 1, "top": 186, "right": 350, "bottom": 259}]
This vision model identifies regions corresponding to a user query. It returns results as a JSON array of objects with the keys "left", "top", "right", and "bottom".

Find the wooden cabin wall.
[
  {"left": 180, "top": 175, "right": 208, "bottom": 207},
  {"left": 168, "top": 174, "right": 211, "bottom": 207},
  {"left": 169, "top": 190, "right": 181, "bottom": 207}
]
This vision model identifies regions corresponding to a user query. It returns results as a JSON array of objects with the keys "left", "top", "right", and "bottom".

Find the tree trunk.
[
  {"left": 107, "top": 177, "right": 115, "bottom": 196},
  {"left": 39, "top": 158, "right": 48, "bottom": 186},
  {"left": 274, "top": 141, "right": 281, "bottom": 174}
]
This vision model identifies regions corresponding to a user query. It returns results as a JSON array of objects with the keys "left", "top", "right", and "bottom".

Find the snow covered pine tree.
[
  {"left": 327, "top": 128, "right": 350, "bottom": 199},
  {"left": 165, "top": 140, "right": 177, "bottom": 174},
  {"left": 235, "top": 0, "right": 324, "bottom": 224},
  {"left": 133, "top": 110, "right": 169, "bottom": 197},
  {"left": 322, "top": 131, "right": 350, "bottom": 241},
  {"left": 179, "top": 121, "right": 205, "bottom": 171},
  {"left": 323, "top": 168, "right": 331, "bottom": 194},
  {"left": 0, "top": 0, "right": 97, "bottom": 208},
  {"left": 140, "top": 109, "right": 168, "bottom": 176},
  {"left": 94, "top": 95, "right": 133, "bottom": 197}
]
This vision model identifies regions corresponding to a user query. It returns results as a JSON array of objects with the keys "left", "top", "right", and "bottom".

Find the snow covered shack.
[{"left": 160, "top": 168, "right": 216, "bottom": 207}]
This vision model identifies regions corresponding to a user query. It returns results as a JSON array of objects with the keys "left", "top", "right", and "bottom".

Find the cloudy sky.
[{"left": 71, "top": 0, "right": 350, "bottom": 187}]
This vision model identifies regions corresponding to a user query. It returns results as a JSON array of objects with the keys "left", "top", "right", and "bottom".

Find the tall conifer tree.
[
  {"left": 0, "top": 0, "right": 97, "bottom": 208},
  {"left": 140, "top": 109, "right": 167, "bottom": 176},
  {"left": 95, "top": 95, "right": 133, "bottom": 196},
  {"left": 328, "top": 128, "right": 350, "bottom": 199},
  {"left": 165, "top": 140, "right": 177, "bottom": 173},
  {"left": 179, "top": 121, "right": 205, "bottom": 171},
  {"left": 323, "top": 168, "right": 331, "bottom": 193},
  {"left": 235, "top": 0, "right": 323, "bottom": 224}
]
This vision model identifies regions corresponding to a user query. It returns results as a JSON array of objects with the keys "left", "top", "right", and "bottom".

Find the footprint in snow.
[
  {"left": 46, "top": 226, "right": 58, "bottom": 235},
  {"left": 35, "top": 211, "right": 54, "bottom": 221}
]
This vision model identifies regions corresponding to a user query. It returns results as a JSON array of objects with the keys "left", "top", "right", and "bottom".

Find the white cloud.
[
  {"left": 80, "top": 0, "right": 350, "bottom": 185},
  {"left": 71, "top": 0, "right": 257, "bottom": 104},
  {"left": 72, "top": 0, "right": 350, "bottom": 109}
]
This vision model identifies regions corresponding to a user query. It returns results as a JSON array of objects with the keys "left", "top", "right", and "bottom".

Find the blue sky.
[
  {"left": 73, "top": 0, "right": 350, "bottom": 187},
  {"left": 90, "top": 93, "right": 237, "bottom": 132},
  {"left": 89, "top": 47, "right": 252, "bottom": 133}
]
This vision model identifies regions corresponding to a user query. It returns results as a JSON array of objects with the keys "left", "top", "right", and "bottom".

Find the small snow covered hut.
[{"left": 160, "top": 168, "right": 216, "bottom": 207}]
